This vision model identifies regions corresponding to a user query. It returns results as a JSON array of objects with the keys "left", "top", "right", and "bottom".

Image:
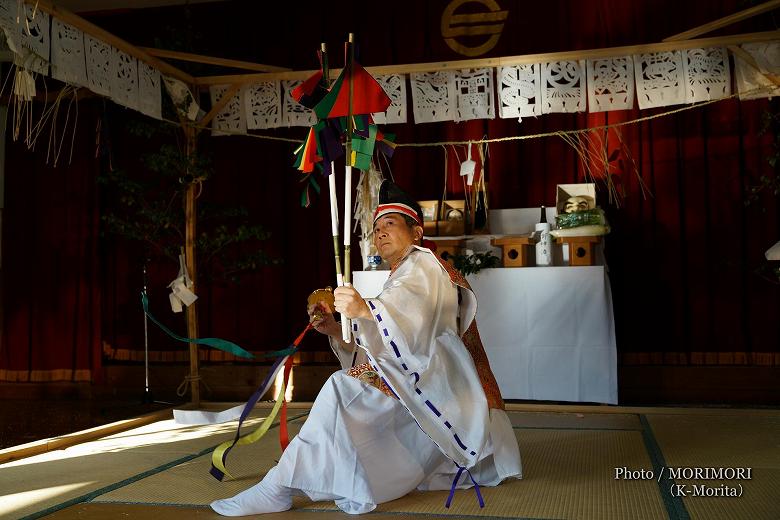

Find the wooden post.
[{"left": 183, "top": 125, "right": 200, "bottom": 406}]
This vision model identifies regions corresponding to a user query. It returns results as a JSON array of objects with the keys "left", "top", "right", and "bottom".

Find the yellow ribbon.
[{"left": 211, "top": 378, "right": 287, "bottom": 480}]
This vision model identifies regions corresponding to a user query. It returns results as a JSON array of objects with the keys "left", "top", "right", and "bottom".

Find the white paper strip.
[
  {"left": 633, "top": 51, "right": 686, "bottom": 109},
  {"left": 372, "top": 74, "right": 407, "bottom": 124},
  {"left": 498, "top": 64, "right": 542, "bottom": 122},
  {"left": 163, "top": 75, "right": 200, "bottom": 120},
  {"left": 85, "top": 35, "right": 112, "bottom": 97},
  {"left": 138, "top": 60, "right": 162, "bottom": 120},
  {"left": 683, "top": 48, "right": 730, "bottom": 103},
  {"left": 281, "top": 79, "right": 316, "bottom": 127},
  {"left": 453, "top": 68, "right": 494, "bottom": 121},
  {"left": 541, "top": 60, "right": 587, "bottom": 113},
  {"left": 244, "top": 81, "right": 281, "bottom": 129},
  {"left": 51, "top": 19, "right": 87, "bottom": 87},
  {"left": 410, "top": 71, "right": 455, "bottom": 123},
  {"left": 173, "top": 404, "right": 245, "bottom": 425},
  {"left": 734, "top": 42, "right": 780, "bottom": 100},
  {"left": 110, "top": 48, "right": 139, "bottom": 110},
  {"left": 210, "top": 84, "right": 246, "bottom": 136},
  {"left": 586, "top": 57, "right": 634, "bottom": 112}
]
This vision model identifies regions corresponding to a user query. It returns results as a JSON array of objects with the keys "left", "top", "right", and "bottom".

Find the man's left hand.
[{"left": 334, "top": 285, "right": 371, "bottom": 320}]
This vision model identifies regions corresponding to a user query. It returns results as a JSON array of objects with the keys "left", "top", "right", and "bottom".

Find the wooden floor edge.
[{"left": 0, "top": 407, "right": 174, "bottom": 464}]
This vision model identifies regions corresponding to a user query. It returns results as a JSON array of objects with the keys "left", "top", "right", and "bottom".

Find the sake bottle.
[{"left": 535, "top": 205, "right": 553, "bottom": 266}]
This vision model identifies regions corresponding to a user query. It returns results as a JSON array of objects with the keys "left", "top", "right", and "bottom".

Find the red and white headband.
[{"left": 373, "top": 203, "right": 422, "bottom": 226}]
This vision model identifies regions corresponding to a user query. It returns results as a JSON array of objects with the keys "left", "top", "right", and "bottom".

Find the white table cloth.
[{"left": 354, "top": 266, "right": 617, "bottom": 404}]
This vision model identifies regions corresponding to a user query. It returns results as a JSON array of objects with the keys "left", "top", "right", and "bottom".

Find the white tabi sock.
[{"left": 210, "top": 468, "right": 292, "bottom": 516}]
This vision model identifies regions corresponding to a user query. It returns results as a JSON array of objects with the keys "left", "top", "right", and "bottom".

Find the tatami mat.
[
  {"left": 92, "top": 420, "right": 666, "bottom": 520},
  {"left": 0, "top": 410, "right": 308, "bottom": 520},
  {"left": 4, "top": 405, "right": 780, "bottom": 520},
  {"left": 646, "top": 414, "right": 780, "bottom": 520}
]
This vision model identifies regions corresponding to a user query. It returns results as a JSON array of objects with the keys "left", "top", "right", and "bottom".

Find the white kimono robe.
[{"left": 268, "top": 247, "right": 521, "bottom": 514}]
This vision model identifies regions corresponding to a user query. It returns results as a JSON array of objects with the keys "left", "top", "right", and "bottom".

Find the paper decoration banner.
[
  {"left": 138, "top": 61, "right": 162, "bottom": 120},
  {"left": 453, "top": 68, "right": 495, "bottom": 121},
  {"left": 541, "top": 60, "right": 587, "bottom": 113},
  {"left": 210, "top": 84, "right": 246, "bottom": 136},
  {"left": 110, "top": 48, "right": 139, "bottom": 111},
  {"left": 586, "top": 57, "right": 634, "bottom": 113},
  {"left": 282, "top": 79, "right": 317, "bottom": 127},
  {"left": 51, "top": 19, "right": 87, "bottom": 87},
  {"left": 373, "top": 74, "right": 407, "bottom": 124},
  {"left": 20, "top": 3, "right": 49, "bottom": 62},
  {"left": 734, "top": 42, "right": 780, "bottom": 100},
  {"left": 683, "top": 48, "right": 730, "bottom": 103},
  {"left": 634, "top": 51, "right": 686, "bottom": 110},
  {"left": 498, "top": 64, "right": 542, "bottom": 122},
  {"left": 85, "top": 35, "right": 112, "bottom": 97},
  {"left": 411, "top": 71, "right": 455, "bottom": 123},
  {"left": 244, "top": 81, "right": 281, "bottom": 130}
]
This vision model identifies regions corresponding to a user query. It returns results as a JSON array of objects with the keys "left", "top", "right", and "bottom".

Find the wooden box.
[{"left": 491, "top": 235, "right": 536, "bottom": 267}]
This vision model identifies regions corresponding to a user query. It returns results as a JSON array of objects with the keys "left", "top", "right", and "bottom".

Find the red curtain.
[{"left": 2, "top": 0, "right": 779, "bottom": 383}]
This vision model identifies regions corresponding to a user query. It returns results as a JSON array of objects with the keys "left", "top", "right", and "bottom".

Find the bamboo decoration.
[
  {"left": 319, "top": 42, "right": 348, "bottom": 340},
  {"left": 341, "top": 33, "right": 356, "bottom": 344}
]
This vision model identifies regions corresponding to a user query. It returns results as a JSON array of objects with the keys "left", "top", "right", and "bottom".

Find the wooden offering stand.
[
  {"left": 430, "top": 238, "right": 465, "bottom": 265},
  {"left": 555, "top": 235, "right": 602, "bottom": 266},
  {"left": 491, "top": 235, "right": 536, "bottom": 267}
]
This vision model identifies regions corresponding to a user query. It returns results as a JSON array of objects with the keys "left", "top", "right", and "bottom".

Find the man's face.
[{"left": 372, "top": 214, "right": 421, "bottom": 264}]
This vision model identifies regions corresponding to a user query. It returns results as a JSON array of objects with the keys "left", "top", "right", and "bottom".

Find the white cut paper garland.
[
  {"left": 453, "top": 68, "right": 494, "bottom": 121},
  {"left": 586, "top": 57, "right": 634, "bottom": 113},
  {"left": 683, "top": 48, "right": 730, "bottom": 103},
  {"left": 210, "top": 84, "right": 246, "bottom": 136},
  {"left": 372, "top": 74, "right": 407, "bottom": 124},
  {"left": 734, "top": 42, "right": 780, "bottom": 100},
  {"left": 20, "top": 4, "right": 49, "bottom": 62},
  {"left": 85, "top": 35, "right": 112, "bottom": 97},
  {"left": 633, "top": 51, "right": 686, "bottom": 109},
  {"left": 110, "top": 47, "right": 139, "bottom": 111},
  {"left": 244, "top": 81, "right": 281, "bottom": 130},
  {"left": 498, "top": 64, "right": 542, "bottom": 121},
  {"left": 281, "top": 80, "right": 316, "bottom": 127},
  {"left": 138, "top": 60, "right": 162, "bottom": 120},
  {"left": 541, "top": 60, "right": 587, "bottom": 113},
  {"left": 410, "top": 71, "right": 455, "bottom": 123},
  {"left": 51, "top": 19, "right": 87, "bottom": 87}
]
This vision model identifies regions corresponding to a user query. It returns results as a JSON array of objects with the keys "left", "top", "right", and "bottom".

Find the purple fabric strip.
[
  {"left": 466, "top": 468, "right": 485, "bottom": 508},
  {"left": 445, "top": 466, "right": 465, "bottom": 508}
]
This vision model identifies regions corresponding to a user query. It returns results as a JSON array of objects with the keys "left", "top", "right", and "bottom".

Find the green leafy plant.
[
  {"left": 98, "top": 114, "right": 279, "bottom": 282},
  {"left": 451, "top": 250, "right": 500, "bottom": 276}
]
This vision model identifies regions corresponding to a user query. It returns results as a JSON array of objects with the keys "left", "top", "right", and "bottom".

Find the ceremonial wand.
[
  {"left": 320, "top": 42, "right": 348, "bottom": 342},
  {"left": 341, "top": 33, "right": 356, "bottom": 344}
]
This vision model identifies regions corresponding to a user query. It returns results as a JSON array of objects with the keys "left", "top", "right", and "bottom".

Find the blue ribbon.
[{"left": 445, "top": 464, "right": 485, "bottom": 509}]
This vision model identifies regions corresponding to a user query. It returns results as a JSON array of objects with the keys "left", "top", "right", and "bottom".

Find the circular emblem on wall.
[{"left": 441, "top": 0, "right": 508, "bottom": 57}]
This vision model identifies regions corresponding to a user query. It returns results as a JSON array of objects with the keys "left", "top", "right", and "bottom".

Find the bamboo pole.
[
  {"left": 183, "top": 125, "right": 200, "bottom": 406},
  {"left": 193, "top": 30, "right": 780, "bottom": 86},
  {"left": 663, "top": 0, "right": 780, "bottom": 42},
  {"left": 321, "top": 42, "right": 346, "bottom": 323},
  {"left": 341, "top": 34, "right": 355, "bottom": 344}
]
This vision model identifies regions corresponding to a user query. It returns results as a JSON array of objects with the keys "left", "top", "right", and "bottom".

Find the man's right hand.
[{"left": 307, "top": 302, "right": 341, "bottom": 337}]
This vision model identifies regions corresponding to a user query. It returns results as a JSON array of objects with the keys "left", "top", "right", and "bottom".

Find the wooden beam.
[
  {"left": 25, "top": 0, "right": 194, "bottom": 84},
  {"left": 194, "top": 30, "right": 780, "bottom": 87},
  {"left": 198, "top": 83, "right": 241, "bottom": 129},
  {"left": 664, "top": 0, "right": 780, "bottom": 42},
  {"left": 139, "top": 47, "right": 291, "bottom": 73}
]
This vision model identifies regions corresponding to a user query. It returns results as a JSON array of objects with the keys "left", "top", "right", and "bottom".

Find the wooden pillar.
[{"left": 183, "top": 125, "right": 200, "bottom": 406}]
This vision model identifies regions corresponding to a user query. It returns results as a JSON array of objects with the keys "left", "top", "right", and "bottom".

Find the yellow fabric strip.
[{"left": 211, "top": 378, "right": 287, "bottom": 480}]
